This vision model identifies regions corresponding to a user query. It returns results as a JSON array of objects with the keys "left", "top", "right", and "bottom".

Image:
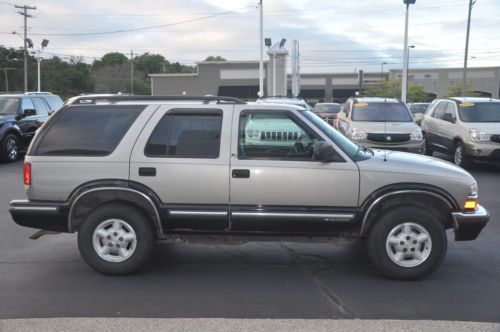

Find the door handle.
[
  {"left": 139, "top": 167, "right": 156, "bottom": 177},
  {"left": 232, "top": 169, "right": 250, "bottom": 178}
]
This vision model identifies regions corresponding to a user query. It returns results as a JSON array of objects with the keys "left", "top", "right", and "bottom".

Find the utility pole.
[
  {"left": 258, "top": 0, "right": 264, "bottom": 98},
  {"left": 291, "top": 40, "right": 300, "bottom": 97},
  {"left": 401, "top": 0, "right": 415, "bottom": 103},
  {"left": 130, "top": 50, "right": 134, "bottom": 94},
  {"left": 15, "top": 4, "right": 36, "bottom": 93},
  {"left": 462, "top": 0, "right": 476, "bottom": 97},
  {"left": 1, "top": 68, "right": 16, "bottom": 92}
]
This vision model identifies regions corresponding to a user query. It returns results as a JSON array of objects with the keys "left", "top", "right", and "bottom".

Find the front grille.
[
  {"left": 490, "top": 134, "right": 500, "bottom": 143},
  {"left": 259, "top": 131, "right": 302, "bottom": 141},
  {"left": 367, "top": 133, "right": 411, "bottom": 143}
]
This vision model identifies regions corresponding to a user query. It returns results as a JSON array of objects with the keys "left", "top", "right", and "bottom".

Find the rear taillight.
[{"left": 23, "top": 162, "right": 31, "bottom": 186}]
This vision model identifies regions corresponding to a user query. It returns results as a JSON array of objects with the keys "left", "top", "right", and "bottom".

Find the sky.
[{"left": 0, "top": 0, "right": 499, "bottom": 73}]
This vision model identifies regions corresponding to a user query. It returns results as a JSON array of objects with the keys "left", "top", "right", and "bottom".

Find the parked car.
[
  {"left": 0, "top": 94, "right": 58, "bottom": 162},
  {"left": 25, "top": 92, "right": 64, "bottom": 113},
  {"left": 421, "top": 97, "right": 500, "bottom": 168},
  {"left": 336, "top": 97, "right": 425, "bottom": 154},
  {"left": 257, "top": 97, "right": 313, "bottom": 111},
  {"left": 407, "top": 102, "right": 430, "bottom": 125},
  {"left": 313, "top": 103, "right": 341, "bottom": 127},
  {"left": 10, "top": 95, "right": 489, "bottom": 280}
]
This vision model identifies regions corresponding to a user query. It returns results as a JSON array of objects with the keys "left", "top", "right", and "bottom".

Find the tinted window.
[
  {"left": 44, "top": 95, "right": 63, "bottom": 111},
  {"left": 410, "top": 104, "right": 429, "bottom": 114},
  {"left": 145, "top": 110, "right": 222, "bottom": 158},
  {"left": 351, "top": 102, "right": 412, "bottom": 122},
  {"left": 35, "top": 105, "right": 143, "bottom": 156},
  {"left": 239, "top": 111, "right": 321, "bottom": 160},
  {"left": 458, "top": 102, "right": 500, "bottom": 122},
  {"left": 32, "top": 97, "right": 49, "bottom": 115},
  {"left": 0, "top": 98, "right": 19, "bottom": 115},
  {"left": 432, "top": 102, "right": 447, "bottom": 119},
  {"left": 21, "top": 98, "right": 35, "bottom": 112}
]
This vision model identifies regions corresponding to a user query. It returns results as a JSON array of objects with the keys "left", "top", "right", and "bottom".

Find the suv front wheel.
[
  {"left": 453, "top": 141, "right": 472, "bottom": 169},
  {"left": 367, "top": 206, "right": 447, "bottom": 280},
  {"left": 77, "top": 202, "right": 155, "bottom": 275}
]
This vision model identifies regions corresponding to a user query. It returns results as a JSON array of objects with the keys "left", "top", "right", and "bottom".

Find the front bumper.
[
  {"left": 10, "top": 199, "right": 70, "bottom": 232},
  {"left": 452, "top": 204, "right": 489, "bottom": 241},
  {"left": 464, "top": 141, "right": 500, "bottom": 160}
]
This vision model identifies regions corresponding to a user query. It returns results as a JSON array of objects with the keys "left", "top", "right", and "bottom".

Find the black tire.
[
  {"left": 367, "top": 206, "right": 447, "bottom": 280},
  {"left": 0, "top": 133, "right": 20, "bottom": 162},
  {"left": 77, "top": 202, "right": 155, "bottom": 275},
  {"left": 453, "top": 141, "right": 472, "bottom": 169},
  {"left": 423, "top": 138, "right": 433, "bottom": 156}
]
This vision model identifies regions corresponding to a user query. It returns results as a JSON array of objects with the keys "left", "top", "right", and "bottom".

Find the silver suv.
[
  {"left": 10, "top": 95, "right": 489, "bottom": 280},
  {"left": 421, "top": 97, "right": 500, "bottom": 169},
  {"left": 336, "top": 97, "right": 425, "bottom": 154}
]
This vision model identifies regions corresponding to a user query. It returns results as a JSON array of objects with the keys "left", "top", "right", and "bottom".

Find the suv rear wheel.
[
  {"left": 0, "top": 134, "right": 19, "bottom": 162},
  {"left": 77, "top": 202, "right": 155, "bottom": 275},
  {"left": 453, "top": 141, "right": 472, "bottom": 169},
  {"left": 367, "top": 206, "right": 447, "bottom": 280}
]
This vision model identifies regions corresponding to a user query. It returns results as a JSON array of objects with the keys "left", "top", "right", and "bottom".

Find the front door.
[
  {"left": 130, "top": 104, "right": 233, "bottom": 231},
  {"left": 229, "top": 106, "right": 360, "bottom": 233}
]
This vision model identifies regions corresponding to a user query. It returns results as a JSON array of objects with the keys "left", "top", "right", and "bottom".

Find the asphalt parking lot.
[{"left": 0, "top": 154, "right": 499, "bottom": 323}]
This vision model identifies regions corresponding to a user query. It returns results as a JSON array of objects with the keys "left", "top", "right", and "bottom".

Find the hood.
[
  {"left": 461, "top": 122, "right": 500, "bottom": 134},
  {"left": 360, "top": 149, "right": 473, "bottom": 181},
  {"left": 0, "top": 114, "right": 16, "bottom": 124},
  {"left": 352, "top": 121, "right": 418, "bottom": 133}
]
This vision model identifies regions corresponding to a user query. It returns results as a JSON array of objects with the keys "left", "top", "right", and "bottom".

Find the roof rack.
[{"left": 65, "top": 95, "right": 247, "bottom": 105}]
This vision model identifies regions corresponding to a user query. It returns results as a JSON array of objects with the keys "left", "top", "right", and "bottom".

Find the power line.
[{"left": 25, "top": 5, "right": 256, "bottom": 36}]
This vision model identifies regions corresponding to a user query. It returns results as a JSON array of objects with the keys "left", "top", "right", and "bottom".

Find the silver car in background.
[
  {"left": 336, "top": 97, "right": 425, "bottom": 154},
  {"left": 421, "top": 97, "right": 500, "bottom": 168}
]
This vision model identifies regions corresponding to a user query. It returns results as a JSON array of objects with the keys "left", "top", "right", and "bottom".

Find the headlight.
[
  {"left": 469, "top": 129, "right": 490, "bottom": 142},
  {"left": 351, "top": 128, "right": 367, "bottom": 140},
  {"left": 468, "top": 181, "right": 478, "bottom": 198},
  {"left": 410, "top": 128, "right": 423, "bottom": 141}
]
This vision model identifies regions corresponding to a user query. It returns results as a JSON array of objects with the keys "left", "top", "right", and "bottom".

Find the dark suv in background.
[{"left": 0, "top": 93, "right": 63, "bottom": 162}]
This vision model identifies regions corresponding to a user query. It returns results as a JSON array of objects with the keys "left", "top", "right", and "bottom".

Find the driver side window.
[{"left": 238, "top": 111, "right": 320, "bottom": 161}]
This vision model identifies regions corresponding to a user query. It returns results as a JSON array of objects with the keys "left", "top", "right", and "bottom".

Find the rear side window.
[
  {"left": 145, "top": 109, "right": 222, "bottom": 158},
  {"left": 44, "top": 95, "right": 64, "bottom": 111},
  {"left": 34, "top": 105, "right": 144, "bottom": 156},
  {"left": 32, "top": 97, "right": 49, "bottom": 115}
]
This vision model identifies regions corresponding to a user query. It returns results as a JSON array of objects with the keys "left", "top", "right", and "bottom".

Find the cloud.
[{"left": 0, "top": 0, "right": 498, "bottom": 72}]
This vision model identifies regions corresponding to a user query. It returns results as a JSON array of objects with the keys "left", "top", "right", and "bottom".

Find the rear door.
[
  {"left": 228, "top": 105, "right": 359, "bottom": 233},
  {"left": 425, "top": 101, "right": 447, "bottom": 150},
  {"left": 130, "top": 104, "right": 233, "bottom": 231}
]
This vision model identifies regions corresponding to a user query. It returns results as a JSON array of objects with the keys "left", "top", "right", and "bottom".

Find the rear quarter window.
[{"left": 33, "top": 105, "right": 144, "bottom": 156}]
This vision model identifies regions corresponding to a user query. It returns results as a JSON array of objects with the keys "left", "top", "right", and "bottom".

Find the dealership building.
[{"left": 150, "top": 60, "right": 500, "bottom": 102}]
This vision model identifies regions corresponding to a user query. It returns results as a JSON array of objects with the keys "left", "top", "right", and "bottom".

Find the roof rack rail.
[{"left": 65, "top": 95, "right": 247, "bottom": 105}]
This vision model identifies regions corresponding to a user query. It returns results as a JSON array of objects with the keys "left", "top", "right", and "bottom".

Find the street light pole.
[
  {"left": 36, "top": 50, "right": 41, "bottom": 92},
  {"left": 381, "top": 62, "right": 387, "bottom": 81},
  {"left": 462, "top": 0, "right": 476, "bottom": 97},
  {"left": 258, "top": 0, "right": 264, "bottom": 98},
  {"left": 406, "top": 45, "right": 415, "bottom": 100},
  {"left": 401, "top": 0, "right": 415, "bottom": 103}
]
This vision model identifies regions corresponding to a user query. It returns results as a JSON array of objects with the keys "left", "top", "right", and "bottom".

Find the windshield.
[
  {"left": 352, "top": 102, "right": 412, "bottom": 122},
  {"left": 314, "top": 104, "right": 341, "bottom": 114},
  {"left": 410, "top": 104, "right": 429, "bottom": 115},
  {"left": 458, "top": 102, "right": 500, "bottom": 122},
  {"left": 0, "top": 98, "right": 20, "bottom": 115},
  {"left": 303, "top": 110, "right": 359, "bottom": 158}
]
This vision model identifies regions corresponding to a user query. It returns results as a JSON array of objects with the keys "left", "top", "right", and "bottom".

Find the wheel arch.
[
  {"left": 360, "top": 184, "right": 458, "bottom": 236},
  {"left": 67, "top": 180, "right": 163, "bottom": 237}
]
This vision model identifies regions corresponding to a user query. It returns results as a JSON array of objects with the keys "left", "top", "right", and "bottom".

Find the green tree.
[
  {"left": 363, "top": 80, "right": 428, "bottom": 102},
  {"left": 445, "top": 82, "right": 480, "bottom": 98},
  {"left": 204, "top": 55, "right": 227, "bottom": 62},
  {"left": 93, "top": 52, "right": 129, "bottom": 68}
]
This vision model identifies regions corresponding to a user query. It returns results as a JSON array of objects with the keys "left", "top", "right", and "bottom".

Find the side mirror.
[
  {"left": 313, "top": 141, "right": 337, "bottom": 162},
  {"left": 23, "top": 108, "right": 36, "bottom": 117},
  {"left": 441, "top": 113, "right": 456, "bottom": 123}
]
